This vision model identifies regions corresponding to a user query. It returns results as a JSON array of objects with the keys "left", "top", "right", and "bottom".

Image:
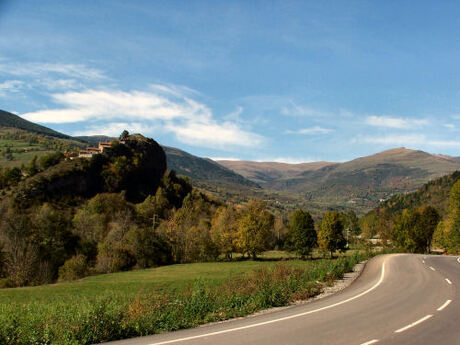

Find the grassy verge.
[{"left": 0, "top": 250, "right": 387, "bottom": 345}]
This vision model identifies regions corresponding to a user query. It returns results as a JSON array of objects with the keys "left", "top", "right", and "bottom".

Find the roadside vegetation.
[{"left": 0, "top": 249, "right": 383, "bottom": 345}]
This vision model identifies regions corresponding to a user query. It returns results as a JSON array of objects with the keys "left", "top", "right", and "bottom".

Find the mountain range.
[{"left": 1, "top": 109, "right": 459, "bottom": 214}]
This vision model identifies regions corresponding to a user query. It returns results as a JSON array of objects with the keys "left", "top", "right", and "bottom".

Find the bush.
[{"left": 58, "top": 255, "right": 88, "bottom": 281}]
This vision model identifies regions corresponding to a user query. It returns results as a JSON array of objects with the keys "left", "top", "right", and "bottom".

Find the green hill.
[{"left": 0, "top": 109, "right": 70, "bottom": 138}]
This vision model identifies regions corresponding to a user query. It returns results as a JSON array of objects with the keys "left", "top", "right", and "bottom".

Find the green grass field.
[
  {"left": 0, "top": 250, "right": 379, "bottom": 344},
  {"left": 0, "top": 252, "right": 311, "bottom": 304}
]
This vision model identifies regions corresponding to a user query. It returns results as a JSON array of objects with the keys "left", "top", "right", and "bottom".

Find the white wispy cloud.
[
  {"left": 210, "top": 157, "right": 241, "bottom": 161},
  {"left": 73, "top": 122, "right": 156, "bottom": 137},
  {"left": 286, "top": 126, "right": 333, "bottom": 135},
  {"left": 428, "top": 140, "right": 460, "bottom": 148},
  {"left": 254, "top": 157, "right": 315, "bottom": 164},
  {"left": 38, "top": 78, "right": 82, "bottom": 91},
  {"left": 21, "top": 86, "right": 263, "bottom": 150},
  {"left": 165, "top": 121, "right": 263, "bottom": 148},
  {"left": 365, "top": 115, "right": 428, "bottom": 129},
  {"left": 281, "top": 103, "right": 322, "bottom": 117},
  {"left": 359, "top": 135, "right": 460, "bottom": 148},
  {"left": 21, "top": 89, "right": 210, "bottom": 123},
  {"left": 444, "top": 123, "right": 455, "bottom": 130},
  {"left": 0, "top": 62, "right": 105, "bottom": 80},
  {"left": 452, "top": 114, "right": 460, "bottom": 120},
  {"left": 0, "top": 80, "right": 24, "bottom": 96},
  {"left": 360, "top": 134, "right": 426, "bottom": 146}
]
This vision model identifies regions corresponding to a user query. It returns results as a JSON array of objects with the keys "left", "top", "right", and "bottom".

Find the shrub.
[{"left": 58, "top": 255, "right": 88, "bottom": 281}]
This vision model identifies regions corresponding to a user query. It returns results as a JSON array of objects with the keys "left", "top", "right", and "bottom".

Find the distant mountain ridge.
[{"left": 217, "top": 148, "right": 460, "bottom": 211}]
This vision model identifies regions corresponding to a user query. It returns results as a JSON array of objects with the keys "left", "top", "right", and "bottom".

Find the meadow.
[{"left": 0, "top": 250, "right": 379, "bottom": 345}]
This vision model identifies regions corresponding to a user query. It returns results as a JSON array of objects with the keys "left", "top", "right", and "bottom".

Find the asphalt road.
[{"left": 101, "top": 254, "right": 459, "bottom": 345}]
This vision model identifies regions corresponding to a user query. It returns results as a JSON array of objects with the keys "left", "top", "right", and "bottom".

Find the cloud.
[
  {"left": 210, "top": 157, "right": 241, "bottom": 161},
  {"left": 165, "top": 121, "right": 263, "bottom": 148},
  {"left": 21, "top": 86, "right": 264, "bottom": 150},
  {"left": 365, "top": 115, "right": 428, "bottom": 129},
  {"left": 0, "top": 62, "right": 105, "bottom": 80},
  {"left": 286, "top": 126, "right": 333, "bottom": 135},
  {"left": 254, "top": 157, "right": 315, "bottom": 164},
  {"left": 359, "top": 135, "right": 460, "bottom": 148},
  {"left": 360, "top": 134, "right": 426, "bottom": 146},
  {"left": 21, "top": 89, "right": 211, "bottom": 123},
  {"left": 73, "top": 122, "right": 155, "bottom": 137},
  {"left": 452, "top": 114, "right": 460, "bottom": 120},
  {"left": 444, "top": 123, "right": 455, "bottom": 130},
  {"left": 0, "top": 80, "right": 24, "bottom": 96},
  {"left": 428, "top": 140, "right": 460, "bottom": 148},
  {"left": 39, "top": 78, "right": 82, "bottom": 91},
  {"left": 281, "top": 103, "right": 322, "bottom": 117}
]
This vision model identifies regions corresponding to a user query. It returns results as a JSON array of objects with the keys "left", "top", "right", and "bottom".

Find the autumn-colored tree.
[
  {"left": 236, "top": 200, "right": 274, "bottom": 259},
  {"left": 318, "top": 211, "right": 346, "bottom": 258},
  {"left": 286, "top": 209, "right": 317, "bottom": 259},
  {"left": 211, "top": 206, "right": 239, "bottom": 259}
]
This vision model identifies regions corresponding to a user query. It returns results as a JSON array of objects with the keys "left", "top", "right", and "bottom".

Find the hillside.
[
  {"left": 371, "top": 170, "right": 460, "bottom": 217},
  {"left": 163, "top": 146, "right": 259, "bottom": 190},
  {"left": 218, "top": 148, "right": 460, "bottom": 212},
  {"left": 0, "top": 110, "right": 70, "bottom": 139}
]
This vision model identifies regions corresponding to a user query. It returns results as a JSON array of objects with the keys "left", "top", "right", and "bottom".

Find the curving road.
[{"left": 102, "top": 254, "right": 459, "bottom": 345}]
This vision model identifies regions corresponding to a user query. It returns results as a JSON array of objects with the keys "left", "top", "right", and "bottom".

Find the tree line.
[{"left": 0, "top": 167, "right": 359, "bottom": 287}]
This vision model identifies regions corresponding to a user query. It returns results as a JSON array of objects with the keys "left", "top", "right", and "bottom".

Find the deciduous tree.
[{"left": 318, "top": 211, "right": 346, "bottom": 258}]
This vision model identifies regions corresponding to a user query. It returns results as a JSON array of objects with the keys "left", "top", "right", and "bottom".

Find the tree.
[
  {"left": 343, "top": 210, "right": 361, "bottom": 245},
  {"left": 419, "top": 206, "right": 440, "bottom": 253},
  {"left": 318, "top": 211, "right": 346, "bottom": 258},
  {"left": 287, "top": 209, "right": 317, "bottom": 259},
  {"left": 393, "top": 207, "right": 440, "bottom": 253},
  {"left": 119, "top": 130, "right": 129, "bottom": 140},
  {"left": 211, "top": 206, "right": 238, "bottom": 259},
  {"left": 236, "top": 200, "right": 274, "bottom": 259}
]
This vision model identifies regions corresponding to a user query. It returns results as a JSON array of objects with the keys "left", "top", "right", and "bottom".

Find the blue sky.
[{"left": 1, "top": 0, "right": 460, "bottom": 162}]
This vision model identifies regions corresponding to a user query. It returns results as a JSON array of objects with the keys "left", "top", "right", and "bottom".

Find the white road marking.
[
  {"left": 437, "top": 300, "right": 452, "bottom": 311},
  {"left": 394, "top": 315, "right": 433, "bottom": 333},
  {"left": 360, "top": 340, "right": 379, "bottom": 345},
  {"left": 429, "top": 266, "right": 436, "bottom": 271},
  {"left": 147, "top": 262, "right": 387, "bottom": 345},
  {"left": 445, "top": 278, "right": 452, "bottom": 285}
]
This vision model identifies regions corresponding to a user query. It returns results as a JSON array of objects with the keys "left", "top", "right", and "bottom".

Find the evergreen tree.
[{"left": 287, "top": 209, "right": 317, "bottom": 259}]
